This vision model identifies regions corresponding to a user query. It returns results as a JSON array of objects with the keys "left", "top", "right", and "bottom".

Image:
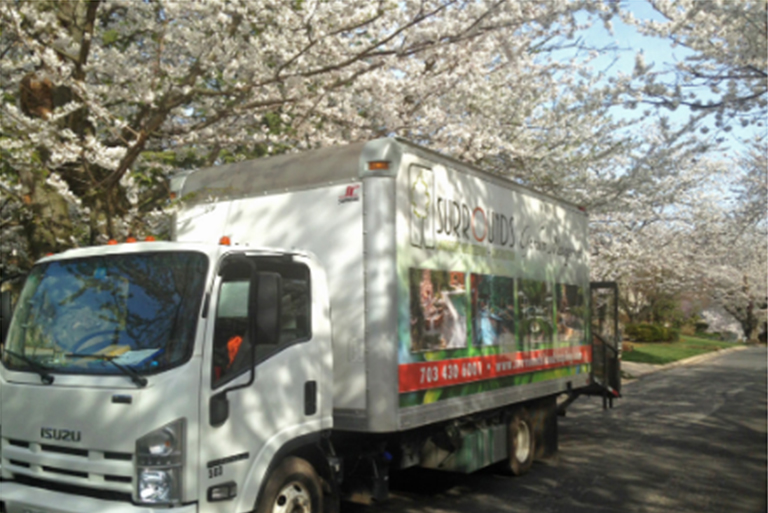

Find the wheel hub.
[
  {"left": 272, "top": 481, "right": 311, "bottom": 513},
  {"left": 515, "top": 421, "right": 531, "bottom": 462}
]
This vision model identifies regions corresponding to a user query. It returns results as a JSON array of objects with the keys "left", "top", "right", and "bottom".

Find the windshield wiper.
[
  {"left": 2, "top": 349, "right": 54, "bottom": 385},
  {"left": 64, "top": 353, "right": 148, "bottom": 388},
  {"left": 107, "top": 358, "right": 148, "bottom": 388}
]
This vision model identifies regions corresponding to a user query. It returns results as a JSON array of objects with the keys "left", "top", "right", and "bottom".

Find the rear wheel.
[
  {"left": 257, "top": 457, "right": 323, "bottom": 513},
  {"left": 506, "top": 409, "right": 535, "bottom": 476}
]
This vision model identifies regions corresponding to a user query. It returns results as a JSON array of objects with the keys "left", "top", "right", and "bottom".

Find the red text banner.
[{"left": 398, "top": 345, "right": 592, "bottom": 393}]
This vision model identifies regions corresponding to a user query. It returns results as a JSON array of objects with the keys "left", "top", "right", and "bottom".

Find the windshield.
[{"left": 3, "top": 251, "right": 208, "bottom": 376}]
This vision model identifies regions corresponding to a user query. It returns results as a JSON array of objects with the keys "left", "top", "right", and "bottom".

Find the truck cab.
[{"left": 0, "top": 240, "right": 333, "bottom": 513}]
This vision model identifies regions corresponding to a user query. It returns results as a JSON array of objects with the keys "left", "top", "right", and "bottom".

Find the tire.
[
  {"left": 256, "top": 457, "right": 323, "bottom": 513},
  {"left": 505, "top": 409, "right": 535, "bottom": 476}
]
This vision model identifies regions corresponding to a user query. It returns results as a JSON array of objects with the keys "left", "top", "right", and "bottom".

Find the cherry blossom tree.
[
  {"left": 693, "top": 201, "right": 767, "bottom": 341},
  {"left": 707, "top": 137, "right": 767, "bottom": 340},
  {"left": 0, "top": 0, "right": 763, "bottom": 333},
  {"left": 587, "top": 138, "right": 725, "bottom": 323},
  {"left": 586, "top": 0, "right": 768, "bottom": 328},
  {"left": 0, "top": 0, "right": 613, "bottom": 273}
]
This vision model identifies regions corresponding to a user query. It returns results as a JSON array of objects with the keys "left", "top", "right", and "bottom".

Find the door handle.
[{"left": 304, "top": 381, "right": 317, "bottom": 416}]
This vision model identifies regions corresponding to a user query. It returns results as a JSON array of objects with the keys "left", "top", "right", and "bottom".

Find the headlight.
[
  {"left": 138, "top": 469, "right": 177, "bottom": 503},
  {"left": 136, "top": 418, "right": 185, "bottom": 505}
]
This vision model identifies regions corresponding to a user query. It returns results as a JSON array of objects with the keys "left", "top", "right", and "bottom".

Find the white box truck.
[{"left": 0, "top": 138, "right": 621, "bottom": 513}]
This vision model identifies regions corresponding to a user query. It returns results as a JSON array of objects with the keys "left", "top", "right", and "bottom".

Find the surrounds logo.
[
  {"left": 410, "top": 165, "right": 435, "bottom": 248},
  {"left": 338, "top": 184, "right": 361, "bottom": 204}
]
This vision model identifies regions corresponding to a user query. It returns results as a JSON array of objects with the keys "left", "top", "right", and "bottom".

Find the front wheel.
[{"left": 257, "top": 457, "right": 323, "bottom": 513}]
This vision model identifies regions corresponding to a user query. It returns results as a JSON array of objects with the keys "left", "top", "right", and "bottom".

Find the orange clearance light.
[
  {"left": 144, "top": 236, "right": 156, "bottom": 242},
  {"left": 219, "top": 236, "right": 231, "bottom": 246},
  {"left": 107, "top": 239, "right": 118, "bottom": 245},
  {"left": 169, "top": 192, "right": 177, "bottom": 200},
  {"left": 368, "top": 161, "right": 390, "bottom": 171},
  {"left": 126, "top": 237, "right": 137, "bottom": 243}
]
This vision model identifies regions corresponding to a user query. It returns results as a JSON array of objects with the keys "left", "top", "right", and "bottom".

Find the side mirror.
[
  {"left": 251, "top": 272, "right": 282, "bottom": 349},
  {"left": 209, "top": 391, "right": 230, "bottom": 428},
  {"left": 1, "top": 289, "right": 15, "bottom": 345}
]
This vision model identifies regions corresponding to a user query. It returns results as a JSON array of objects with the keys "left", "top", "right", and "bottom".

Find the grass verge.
[{"left": 622, "top": 335, "right": 736, "bottom": 365}]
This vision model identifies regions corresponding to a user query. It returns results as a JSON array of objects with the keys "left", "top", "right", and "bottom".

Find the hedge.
[{"left": 625, "top": 323, "right": 680, "bottom": 343}]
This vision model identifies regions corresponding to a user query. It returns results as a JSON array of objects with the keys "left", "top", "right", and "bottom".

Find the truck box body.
[{"left": 174, "top": 138, "right": 592, "bottom": 434}]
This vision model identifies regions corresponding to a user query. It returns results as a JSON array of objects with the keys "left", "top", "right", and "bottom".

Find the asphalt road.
[{"left": 345, "top": 346, "right": 767, "bottom": 513}]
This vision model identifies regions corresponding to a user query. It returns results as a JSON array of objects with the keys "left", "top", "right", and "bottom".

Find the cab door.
[{"left": 198, "top": 253, "right": 329, "bottom": 513}]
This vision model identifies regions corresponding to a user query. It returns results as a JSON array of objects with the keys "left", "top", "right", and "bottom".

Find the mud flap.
[{"left": 531, "top": 396, "right": 558, "bottom": 460}]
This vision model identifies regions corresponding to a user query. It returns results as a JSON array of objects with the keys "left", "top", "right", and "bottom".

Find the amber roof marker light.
[{"left": 368, "top": 161, "right": 390, "bottom": 172}]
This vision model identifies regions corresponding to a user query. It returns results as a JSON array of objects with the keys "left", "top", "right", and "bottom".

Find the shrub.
[
  {"left": 625, "top": 323, "right": 658, "bottom": 341},
  {"left": 680, "top": 324, "right": 696, "bottom": 336},
  {"left": 694, "top": 322, "right": 709, "bottom": 333},
  {"left": 625, "top": 323, "right": 679, "bottom": 343}
]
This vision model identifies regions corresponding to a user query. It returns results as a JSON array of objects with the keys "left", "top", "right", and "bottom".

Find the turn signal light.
[{"left": 219, "top": 236, "right": 231, "bottom": 246}]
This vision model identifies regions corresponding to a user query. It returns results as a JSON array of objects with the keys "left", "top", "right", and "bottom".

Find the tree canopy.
[{"left": 1, "top": 0, "right": 765, "bottom": 337}]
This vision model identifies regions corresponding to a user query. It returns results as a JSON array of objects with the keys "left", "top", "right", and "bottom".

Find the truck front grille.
[
  {"left": 1, "top": 437, "right": 134, "bottom": 498},
  {"left": 13, "top": 474, "right": 133, "bottom": 503}
]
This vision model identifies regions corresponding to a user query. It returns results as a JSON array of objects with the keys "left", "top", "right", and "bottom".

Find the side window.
[
  {"left": 211, "top": 258, "right": 311, "bottom": 388},
  {"left": 278, "top": 272, "right": 311, "bottom": 344}
]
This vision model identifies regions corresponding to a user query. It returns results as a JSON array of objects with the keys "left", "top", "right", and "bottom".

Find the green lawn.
[{"left": 621, "top": 335, "right": 736, "bottom": 365}]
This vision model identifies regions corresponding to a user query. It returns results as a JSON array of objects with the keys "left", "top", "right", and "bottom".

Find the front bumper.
[{"left": 0, "top": 482, "right": 197, "bottom": 513}]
